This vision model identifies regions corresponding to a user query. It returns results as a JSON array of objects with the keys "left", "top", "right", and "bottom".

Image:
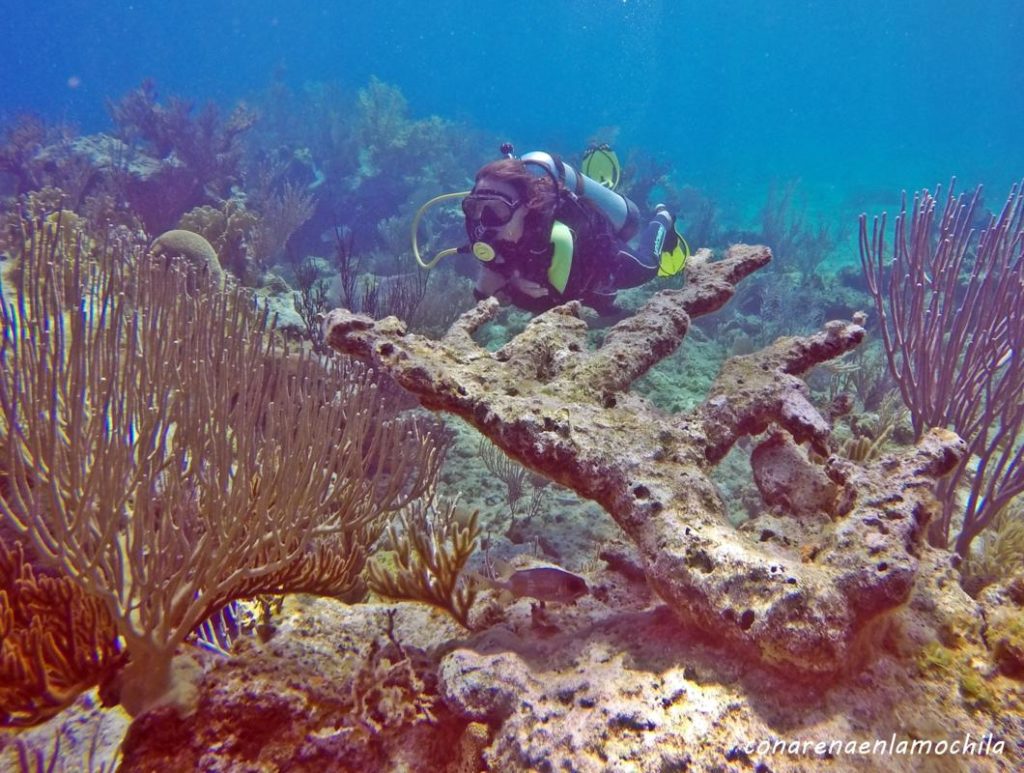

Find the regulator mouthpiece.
[{"left": 472, "top": 241, "right": 496, "bottom": 261}]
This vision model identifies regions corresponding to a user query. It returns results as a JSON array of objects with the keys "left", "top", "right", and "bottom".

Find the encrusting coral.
[{"left": 325, "top": 244, "right": 967, "bottom": 678}]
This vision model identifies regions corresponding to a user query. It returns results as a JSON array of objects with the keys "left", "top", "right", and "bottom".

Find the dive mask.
[
  {"left": 462, "top": 190, "right": 521, "bottom": 227},
  {"left": 463, "top": 189, "right": 522, "bottom": 262}
]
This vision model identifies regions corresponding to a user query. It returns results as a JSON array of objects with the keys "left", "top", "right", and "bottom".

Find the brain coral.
[{"left": 150, "top": 229, "right": 224, "bottom": 286}]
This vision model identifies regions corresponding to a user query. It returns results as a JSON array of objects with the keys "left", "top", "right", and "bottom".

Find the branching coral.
[
  {"left": 355, "top": 77, "right": 413, "bottom": 174},
  {"left": 325, "top": 244, "right": 966, "bottom": 678},
  {"left": 294, "top": 256, "right": 331, "bottom": 354},
  {"left": 963, "top": 503, "right": 1024, "bottom": 594},
  {"left": 477, "top": 438, "right": 530, "bottom": 518},
  {"left": 1, "top": 541, "right": 124, "bottom": 727},
  {"left": 247, "top": 181, "right": 316, "bottom": 268},
  {"left": 0, "top": 207, "right": 442, "bottom": 716},
  {"left": 860, "top": 182, "right": 1024, "bottom": 556},
  {"left": 108, "top": 80, "right": 256, "bottom": 198},
  {"left": 331, "top": 226, "right": 431, "bottom": 327},
  {"left": 367, "top": 500, "right": 480, "bottom": 628}
]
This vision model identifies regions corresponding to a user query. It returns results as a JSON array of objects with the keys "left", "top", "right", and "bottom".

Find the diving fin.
[
  {"left": 657, "top": 228, "right": 690, "bottom": 277},
  {"left": 581, "top": 144, "right": 621, "bottom": 190},
  {"left": 652, "top": 205, "right": 690, "bottom": 277}
]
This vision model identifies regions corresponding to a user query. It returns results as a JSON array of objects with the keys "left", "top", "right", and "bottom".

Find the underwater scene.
[{"left": 1, "top": 0, "right": 1023, "bottom": 770}]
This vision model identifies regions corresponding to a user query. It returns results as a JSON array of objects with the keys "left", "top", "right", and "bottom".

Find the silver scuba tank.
[{"left": 521, "top": 151, "right": 640, "bottom": 241}]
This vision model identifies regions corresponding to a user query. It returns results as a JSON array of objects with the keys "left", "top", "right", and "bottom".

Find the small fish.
[
  {"left": 191, "top": 600, "right": 243, "bottom": 657},
  {"left": 488, "top": 566, "right": 590, "bottom": 605}
]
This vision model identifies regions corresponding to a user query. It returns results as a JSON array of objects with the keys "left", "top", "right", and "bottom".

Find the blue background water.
[{"left": 4, "top": 0, "right": 1023, "bottom": 237}]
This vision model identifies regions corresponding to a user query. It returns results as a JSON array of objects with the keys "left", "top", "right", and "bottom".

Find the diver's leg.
[
  {"left": 607, "top": 249, "right": 658, "bottom": 289},
  {"left": 636, "top": 206, "right": 679, "bottom": 263}
]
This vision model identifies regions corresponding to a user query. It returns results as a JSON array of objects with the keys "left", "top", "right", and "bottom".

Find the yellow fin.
[
  {"left": 581, "top": 146, "right": 621, "bottom": 189},
  {"left": 658, "top": 233, "right": 690, "bottom": 277}
]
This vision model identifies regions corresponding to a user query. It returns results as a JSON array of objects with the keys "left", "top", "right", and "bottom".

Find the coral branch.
[
  {"left": 1, "top": 541, "right": 123, "bottom": 726},
  {"left": 324, "top": 245, "right": 965, "bottom": 677},
  {"left": 699, "top": 318, "right": 867, "bottom": 463},
  {"left": 367, "top": 500, "right": 480, "bottom": 628}
]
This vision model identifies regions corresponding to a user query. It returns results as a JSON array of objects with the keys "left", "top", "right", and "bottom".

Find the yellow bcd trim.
[{"left": 547, "top": 221, "right": 574, "bottom": 293}]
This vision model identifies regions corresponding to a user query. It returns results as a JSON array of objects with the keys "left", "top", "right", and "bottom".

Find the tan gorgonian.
[{"left": 0, "top": 208, "right": 441, "bottom": 716}]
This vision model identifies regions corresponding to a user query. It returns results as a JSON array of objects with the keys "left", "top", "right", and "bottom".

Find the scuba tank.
[
  {"left": 522, "top": 149, "right": 688, "bottom": 279},
  {"left": 520, "top": 151, "right": 640, "bottom": 241}
]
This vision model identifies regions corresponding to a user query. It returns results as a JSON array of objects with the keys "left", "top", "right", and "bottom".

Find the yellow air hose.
[{"left": 411, "top": 190, "right": 471, "bottom": 269}]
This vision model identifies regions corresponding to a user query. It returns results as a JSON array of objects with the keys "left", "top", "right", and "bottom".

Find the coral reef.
[
  {"left": 1, "top": 208, "right": 441, "bottom": 717},
  {"left": 114, "top": 602, "right": 470, "bottom": 772},
  {"left": 0, "top": 83, "right": 260, "bottom": 236},
  {"left": 245, "top": 182, "right": 316, "bottom": 269},
  {"left": 113, "top": 556, "right": 1023, "bottom": 771},
  {"left": 4, "top": 74, "right": 1020, "bottom": 770},
  {"left": 246, "top": 76, "right": 486, "bottom": 263},
  {"left": 18, "top": 131, "right": 208, "bottom": 235},
  {"left": 108, "top": 80, "right": 257, "bottom": 229},
  {"left": 325, "top": 244, "right": 966, "bottom": 678}
]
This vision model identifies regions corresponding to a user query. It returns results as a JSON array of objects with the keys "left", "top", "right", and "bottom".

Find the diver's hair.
[{"left": 475, "top": 159, "right": 558, "bottom": 218}]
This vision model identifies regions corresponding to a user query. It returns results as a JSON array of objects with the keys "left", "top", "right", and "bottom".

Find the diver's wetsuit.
[{"left": 473, "top": 197, "right": 666, "bottom": 315}]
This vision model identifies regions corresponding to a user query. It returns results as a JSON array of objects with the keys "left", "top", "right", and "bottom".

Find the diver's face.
[{"left": 464, "top": 176, "right": 527, "bottom": 245}]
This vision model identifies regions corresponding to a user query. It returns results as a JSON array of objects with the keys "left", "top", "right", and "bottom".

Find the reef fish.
[{"left": 495, "top": 566, "right": 589, "bottom": 604}]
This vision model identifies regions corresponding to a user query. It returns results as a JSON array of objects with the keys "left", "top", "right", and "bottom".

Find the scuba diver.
[
  {"left": 461, "top": 146, "right": 687, "bottom": 315},
  {"left": 412, "top": 145, "right": 689, "bottom": 316}
]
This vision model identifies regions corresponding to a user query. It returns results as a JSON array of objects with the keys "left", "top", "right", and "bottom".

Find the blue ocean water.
[{"left": 3, "top": 0, "right": 1023, "bottom": 240}]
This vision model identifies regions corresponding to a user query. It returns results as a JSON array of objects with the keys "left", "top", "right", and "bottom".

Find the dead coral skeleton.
[{"left": 325, "top": 244, "right": 967, "bottom": 678}]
